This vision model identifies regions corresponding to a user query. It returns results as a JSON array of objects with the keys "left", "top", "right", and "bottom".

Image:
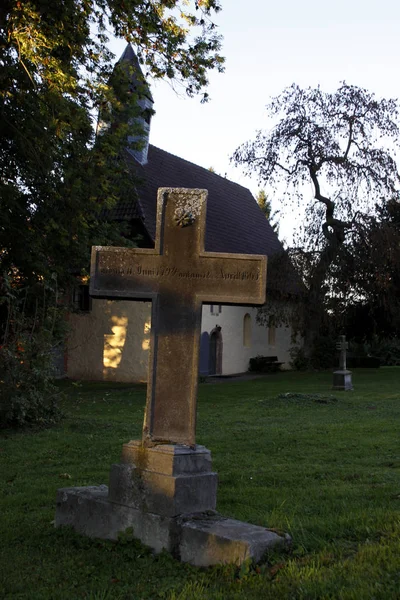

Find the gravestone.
[
  {"left": 55, "top": 188, "right": 290, "bottom": 566},
  {"left": 333, "top": 335, "right": 353, "bottom": 391}
]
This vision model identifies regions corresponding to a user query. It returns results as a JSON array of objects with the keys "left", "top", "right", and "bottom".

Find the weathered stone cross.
[
  {"left": 90, "top": 188, "right": 267, "bottom": 447},
  {"left": 336, "top": 335, "right": 348, "bottom": 371}
]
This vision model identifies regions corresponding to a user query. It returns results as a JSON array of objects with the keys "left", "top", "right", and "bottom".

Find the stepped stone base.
[
  {"left": 55, "top": 443, "right": 290, "bottom": 566},
  {"left": 333, "top": 369, "right": 353, "bottom": 391}
]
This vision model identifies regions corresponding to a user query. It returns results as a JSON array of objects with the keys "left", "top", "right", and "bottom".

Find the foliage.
[
  {"left": 256, "top": 189, "right": 279, "bottom": 234},
  {"left": 1, "top": 372, "right": 400, "bottom": 597},
  {"left": 310, "top": 334, "right": 337, "bottom": 370},
  {"left": 0, "top": 1, "right": 225, "bottom": 427},
  {"left": 0, "top": 276, "right": 64, "bottom": 428},
  {"left": 1, "top": 0, "right": 224, "bottom": 285},
  {"left": 335, "top": 199, "right": 400, "bottom": 339},
  {"left": 289, "top": 344, "right": 309, "bottom": 371},
  {"left": 233, "top": 83, "right": 400, "bottom": 354},
  {"left": 289, "top": 334, "right": 336, "bottom": 371},
  {"left": 364, "top": 337, "right": 400, "bottom": 367}
]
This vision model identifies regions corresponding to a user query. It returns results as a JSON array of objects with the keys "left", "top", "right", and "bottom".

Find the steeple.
[
  {"left": 96, "top": 44, "right": 154, "bottom": 165},
  {"left": 118, "top": 44, "right": 153, "bottom": 104},
  {"left": 118, "top": 44, "right": 154, "bottom": 165}
]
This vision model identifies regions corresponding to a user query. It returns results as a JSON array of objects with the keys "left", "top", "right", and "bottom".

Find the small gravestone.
[
  {"left": 333, "top": 335, "right": 353, "bottom": 391},
  {"left": 55, "top": 188, "right": 290, "bottom": 566}
]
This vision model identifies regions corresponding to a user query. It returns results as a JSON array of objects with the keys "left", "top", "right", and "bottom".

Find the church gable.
[{"left": 65, "top": 46, "right": 301, "bottom": 383}]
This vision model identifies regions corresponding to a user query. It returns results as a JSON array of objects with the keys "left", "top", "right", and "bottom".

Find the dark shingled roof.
[
  {"left": 124, "top": 145, "right": 283, "bottom": 255},
  {"left": 110, "top": 144, "right": 302, "bottom": 295}
]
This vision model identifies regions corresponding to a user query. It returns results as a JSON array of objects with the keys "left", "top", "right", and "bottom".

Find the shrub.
[
  {"left": 0, "top": 276, "right": 64, "bottom": 429},
  {"left": 0, "top": 335, "right": 62, "bottom": 428},
  {"left": 347, "top": 356, "right": 380, "bottom": 368},
  {"left": 364, "top": 337, "right": 400, "bottom": 366},
  {"left": 289, "top": 345, "right": 309, "bottom": 371},
  {"left": 310, "top": 335, "right": 337, "bottom": 369}
]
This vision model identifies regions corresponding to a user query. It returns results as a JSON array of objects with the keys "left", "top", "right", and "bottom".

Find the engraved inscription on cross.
[
  {"left": 90, "top": 188, "right": 267, "bottom": 447},
  {"left": 336, "top": 335, "right": 348, "bottom": 371}
]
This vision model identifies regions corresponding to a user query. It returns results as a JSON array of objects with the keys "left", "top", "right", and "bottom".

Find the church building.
[{"left": 65, "top": 45, "right": 298, "bottom": 382}]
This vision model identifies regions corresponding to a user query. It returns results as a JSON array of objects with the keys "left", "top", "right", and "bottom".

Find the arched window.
[
  {"left": 209, "top": 326, "right": 222, "bottom": 375},
  {"left": 268, "top": 316, "right": 276, "bottom": 346},
  {"left": 243, "top": 313, "right": 251, "bottom": 347}
]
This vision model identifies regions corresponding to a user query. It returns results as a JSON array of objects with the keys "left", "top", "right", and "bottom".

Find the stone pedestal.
[
  {"left": 55, "top": 442, "right": 290, "bottom": 566},
  {"left": 333, "top": 369, "right": 353, "bottom": 391},
  {"left": 109, "top": 442, "right": 218, "bottom": 516}
]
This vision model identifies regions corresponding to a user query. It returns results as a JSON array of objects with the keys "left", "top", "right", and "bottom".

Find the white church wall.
[
  {"left": 67, "top": 300, "right": 293, "bottom": 382},
  {"left": 201, "top": 304, "right": 293, "bottom": 375}
]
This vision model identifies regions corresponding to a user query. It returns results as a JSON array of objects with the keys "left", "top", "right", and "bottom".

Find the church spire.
[
  {"left": 117, "top": 44, "right": 153, "bottom": 104},
  {"left": 118, "top": 44, "right": 154, "bottom": 165},
  {"left": 97, "top": 44, "right": 154, "bottom": 165}
]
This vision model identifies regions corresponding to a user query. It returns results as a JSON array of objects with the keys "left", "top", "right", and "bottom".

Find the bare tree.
[{"left": 233, "top": 82, "right": 400, "bottom": 351}]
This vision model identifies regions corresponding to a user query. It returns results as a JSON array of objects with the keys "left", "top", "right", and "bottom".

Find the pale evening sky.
[{"left": 109, "top": 0, "right": 400, "bottom": 242}]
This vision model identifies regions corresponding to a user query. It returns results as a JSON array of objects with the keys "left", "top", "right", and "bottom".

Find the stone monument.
[
  {"left": 333, "top": 335, "right": 353, "bottom": 391},
  {"left": 55, "top": 188, "right": 290, "bottom": 566}
]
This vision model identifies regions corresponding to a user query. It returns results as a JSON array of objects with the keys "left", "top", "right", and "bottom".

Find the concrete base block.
[
  {"left": 179, "top": 514, "right": 291, "bottom": 566},
  {"left": 333, "top": 369, "right": 353, "bottom": 391},
  {"left": 55, "top": 486, "right": 176, "bottom": 551},
  {"left": 55, "top": 486, "right": 290, "bottom": 566},
  {"left": 121, "top": 441, "right": 213, "bottom": 475},
  {"left": 54, "top": 444, "right": 290, "bottom": 566},
  {"left": 109, "top": 463, "right": 217, "bottom": 517}
]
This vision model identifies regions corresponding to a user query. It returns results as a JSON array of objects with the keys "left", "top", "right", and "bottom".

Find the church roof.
[
  {"left": 111, "top": 144, "right": 302, "bottom": 295},
  {"left": 127, "top": 145, "right": 282, "bottom": 254}
]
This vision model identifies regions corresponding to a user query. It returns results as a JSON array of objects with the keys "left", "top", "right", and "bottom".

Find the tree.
[
  {"left": 335, "top": 198, "right": 400, "bottom": 340},
  {"left": 256, "top": 189, "right": 279, "bottom": 234},
  {"left": 233, "top": 83, "right": 400, "bottom": 353},
  {"left": 1, "top": 0, "right": 224, "bottom": 281},
  {"left": 0, "top": 0, "right": 225, "bottom": 426}
]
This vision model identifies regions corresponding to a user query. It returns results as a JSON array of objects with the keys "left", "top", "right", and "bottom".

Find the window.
[
  {"left": 210, "top": 304, "right": 222, "bottom": 316},
  {"left": 268, "top": 316, "right": 276, "bottom": 346},
  {"left": 243, "top": 313, "right": 251, "bottom": 347},
  {"left": 73, "top": 285, "right": 92, "bottom": 312}
]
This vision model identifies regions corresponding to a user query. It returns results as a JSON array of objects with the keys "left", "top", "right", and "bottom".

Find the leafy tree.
[
  {"left": 256, "top": 188, "right": 279, "bottom": 234},
  {"left": 337, "top": 198, "right": 400, "bottom": 340},
  {"left": 233, "top": 83, "right": 400, "bottom": 352},
  {"left": 0, "top": 0, "right": 224, "bottom": 426},
  {"left": 256, "top": 189, "right": 271, "bottom": 217}
]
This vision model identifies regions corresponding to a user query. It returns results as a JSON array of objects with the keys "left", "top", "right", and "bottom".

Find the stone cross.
[
  {"left": 336, "top": 335, "right": 348, "bottom": 371},
  {"left": 90, "top": 188, "right": 267, "bottom": 447}
]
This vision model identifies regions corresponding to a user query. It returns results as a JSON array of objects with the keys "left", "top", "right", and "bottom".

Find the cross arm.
[
  {"left": 196, "top": 252, "right": 267, "bottom": 306},
  {"left": 89, "top": 246, "right": 161, "bottom": 300}
]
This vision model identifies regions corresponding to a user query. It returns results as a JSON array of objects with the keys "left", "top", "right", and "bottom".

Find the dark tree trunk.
[{"left": 303, "top": 237, "right": 341, "bottom": 353}]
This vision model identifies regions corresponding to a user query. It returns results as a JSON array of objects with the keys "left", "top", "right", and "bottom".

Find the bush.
[
  {"left": 364, "top": 337, "right": 400, "bottom": 366},
  {"left": 347, "top": 356, "right": 380, "bottom": 368},
  {"left": 290, "top": 335, "right": 338, "bottom": 371},
  {"left": 289, "top": 345, "right": 309, "bottom": 371},
  {"left": 0, "top": 277, "right": 64, "bottom": 429},
  {"left": 310, "top": 335, "right": 337, "bottom": 369},
  {"left": 0, "top": 336, "right": 62, "bottom": 428}
]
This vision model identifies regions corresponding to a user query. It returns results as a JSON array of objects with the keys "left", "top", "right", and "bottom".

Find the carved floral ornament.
[
  {"left": 171, "top": 190, "right": 204, "bottom": 227},
  {"left": 174, "top": 208, "right": 195, "bottom": 227}
]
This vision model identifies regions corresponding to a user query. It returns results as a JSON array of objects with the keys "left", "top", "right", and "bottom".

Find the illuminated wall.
[
  {"left": 67, "top": 299, "right": 151, "bottom": 382},
  {"left": 67, "top": 300, "right": 293, "bottom": 382}
]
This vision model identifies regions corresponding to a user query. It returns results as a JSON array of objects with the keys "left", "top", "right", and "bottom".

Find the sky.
[{"left": 109, "top": 0, "right": 400, "bottom": 242}]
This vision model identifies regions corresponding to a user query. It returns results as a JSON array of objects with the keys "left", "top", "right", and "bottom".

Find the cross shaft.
[{"left": 91, "top": 189, "right": 267, "bottom": 446}]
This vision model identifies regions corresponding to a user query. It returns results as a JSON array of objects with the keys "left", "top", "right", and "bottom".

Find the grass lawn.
[{"left": 1, "top": 368, "right": 400, "bottom": 599}]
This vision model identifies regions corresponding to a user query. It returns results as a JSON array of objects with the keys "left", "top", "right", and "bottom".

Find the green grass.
[{"left": 1, "top": 369, "right": 400, "bottom": 599}]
